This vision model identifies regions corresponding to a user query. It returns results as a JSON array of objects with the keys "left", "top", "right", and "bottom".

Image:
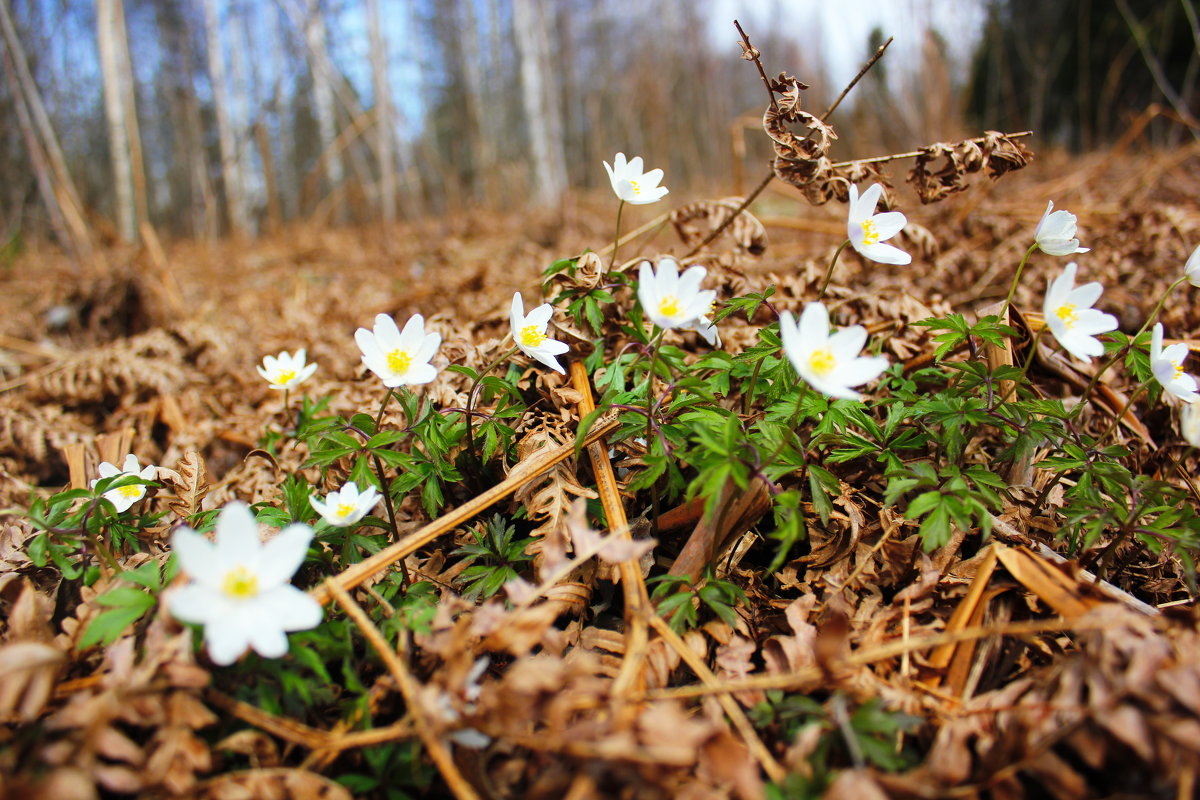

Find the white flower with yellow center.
[
  {"left": 779, "top": 302, "right": 889, "bottom": 401},
  {"left": 1034, "top": 200, "right": 1090, "bottom": 256},
  {"left": 91, "top": 453, "right": 156, "bottom": 513},
  {"left": 1041, "top": 262, "right": 1118, "bottom": 362},
  {"left": 637, "top": 258, "right": 716, "bottom": 333},
  {"left": 1151, "top": 323, "right": 1200, "bottom": 402},
  {"left": 169, "top": 502, "right": 321, "bottom": 666},
  {"left": 256, "top": 348, "right": 317, "bottom": 390},
  {"left": 846, "top": 183, "right": 911, "bottom": 265},
  {"left": 604, "top": 152, "right": 668, "bottom": 205},
  {"left": 309, "top": 481, "right": 380, "bottom": 528},
  {"left": 509, "top": 292, "right": 570, "bottom": 374},
  {"left": 355, "top": 313, "right": 441, "bottom": 387}
]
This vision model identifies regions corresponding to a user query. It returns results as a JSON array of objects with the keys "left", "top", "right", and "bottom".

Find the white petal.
[
  {"left": 1186, "top": 244, "right": 1200, "bottom": 287},
  {"left": 856, "top": 184, "right": 883, "bottom": 218},
  {"left": 373, "top": 313, "right": 404, "bottom": 351},
  {"left": 859, "top": 241, "right": 911, "bottom": 265},
  {"left": 172, "top": 528, "right": 222, "bottom": 587},
  {"left": 798, "top": 303, "right": 831, "bottom": 342},
  {"left": 213, "top": 502, "right": 262, "bottom": 566},
  {"left": 257, "top": 523, "right": 313, "bottom": 587},
  {"left": 258, "top": 585, "right": 323, "bottom": 631},
  {"left": 355, "top": 328, "right": 383, "bottom": 360},
  {"left": 205, "top": 617, "right": 253, "bottom": 666},
  {"left": 835, "top": 355, "right": 889, "bottom": 388},
  {"left": 247, "top": 624, "right": 291, "bottom": 660},
  {"left": 169, "top": 584, "right": 222, "bottom": 624},
  {"left": 525, "top": 303, "right": 553, "bottom": 327},
  {"left": 870, "top": 211, "right": 907, "bottom": 240}
]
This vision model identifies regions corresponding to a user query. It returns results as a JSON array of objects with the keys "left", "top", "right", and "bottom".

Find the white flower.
[
  {"left": 1180, "top": 402, "right": 1200, "bottom": 447},
  {"left": 637, "top": 258, "right": 716, "bottom": 332},
  {"left": 169, "top": 502, "right": 321, "bottom": 666},
  {"left": 1042, "top": 262, "right": 1118, "bottom": 361},
  {"left": 1185, "top": 244, "right": 1200, "bottom": 288},
  {"left": 603, "top": 152, "right": 668, "bottom": 205},
  {"left": 91, "top": 454, "right": 156, "bottom": 513},
  {"left": 1034, "top": 201, "right": 1090, "bottom": 256},
  {"left": 779, "top": 302, "right": 889, "bottom": 401},
  {"left": 846, "top": 183, "right": 911, "bottom": 265},
  {"left": 683, "top": 314, "right": 721, "bottom": 347},
  {"left": 309, "top": 481, "right": 380, "bottom": 528},
  {"left": 355, "top": 313, "right": 441, "bottom": 388},
  {"left": 1151, "top": 323, "right": 1200, "bottom": 402},
  {"left": 509, "top": 292, "right": 570, "bottom": 374},
  {"left": 256, "top": 348, "right": 317, "bottom": 390}
]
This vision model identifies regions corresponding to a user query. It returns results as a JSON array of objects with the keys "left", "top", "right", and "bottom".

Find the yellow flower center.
[
  {"left": 519, "top": 325, "right": 546, "bottom": 348},
  {"left": 336, "top": 502, "right": 357, "bottom": 519},
  {"left": 628, "top": 179, "right": 641, "bottom": 194},
  {"left": 117, "top": 485, "right": 142, "bottom": 499},
  {"left": 808, "top": 349, "right": 837, "bottom": 377},
  {"left": 222, "top": 566, "right": 259, "bottom": 599},
  {"left": 860, "top": 218, "right": 880, "bottom": 246},
  {"left": 658, "top": 295, "right": 682, "bottom": 318},
  {"left": 1174, "top": 362, "right": 1185, "bottom": 380},
  {"left": 275, "top": 369, "right": 297, "bottom": 385},
  {"left": 1055, "top": 303, "right": 1078, "bottom": 328},
  {"left": 386, "top": 350, "right": 412, "bottom": 375}
]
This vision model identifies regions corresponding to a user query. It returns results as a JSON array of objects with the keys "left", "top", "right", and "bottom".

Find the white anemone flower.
[
  {"left": 603, "top": 153, "right": 668, "bottom": 205},
  {"left": 1185, "top": 244, "right": 1200, "bottom": 288},
  {"left": 510, "top": 292, "right": 570, "bottom": 374},
  {"left": 170, "top": 502, "right": 321, "bottom": 666},
  {"left": 1180, "top": 402, "right": 1200, "bottom": 448},
  {"left": 1042, "top": 262, "right": 1118, "bottom": 362},
  {"left": 637, "top": 258, "right": 716, "bottom": 332},
  {"left": 309, "top": 481, "right": 381, "bottom": 528},
  {"left": 846, "top": 183, "right": 911, "bottom": 265},
  {"left": 779, "top": 302, "right": 889, "bottom": 401},
  {"left": 91, "top": 454, "right": 156, "bottom": 513},
  {"left": 257, "top": 348, "right": 317, "bottom": 390},
  {"left": 1034, "top": 201, "right": 1090, "bottom": 256},
  {"left": 683, "top": 314, "right": 721, "bottom": 347},
  {"left": 355, "top": 313, "right": 441, "bottom": 387},
  {"left": 1151, "top": 323, "right": 1200, "bottom": 402}
]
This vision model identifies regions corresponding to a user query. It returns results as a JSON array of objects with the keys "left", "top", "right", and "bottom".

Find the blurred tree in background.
[{"left": 967, "top": 0, "right": 1199, "bottom": 149}]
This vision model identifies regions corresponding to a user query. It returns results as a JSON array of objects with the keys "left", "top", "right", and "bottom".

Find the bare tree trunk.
[
  {"left": 202, "top": 0, "right": 249, "bottom": 236},
  {"left": 512, "top": 0, "right": 567, "bottom": 207},
  {"left": 271, "top": 3, "right": 299, "bottom": 221},
  {"left": 366, "top": 0, "right": 396, "bottom": 224},
  {"left": 0, "top": 5, "right": 94, "bottom": 266},
  {"left": 228, "top": 2, "right": 255, "bottom": 229},
  {"left": 112, "top": 0, "right": 150, "bottom": 233},
  {"left": 303, "top": 0, "right": 344, "bottom": 223},
  {"left": 97, "top": 0, "right": 136, "bottom": 242}
]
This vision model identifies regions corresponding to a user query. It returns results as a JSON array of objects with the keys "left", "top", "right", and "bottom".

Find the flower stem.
[
  {"left": 370, "top": 451, "right": 408, "bottom": 586},
  {"left": 465, "top": 344, "right": 520, "bottom": 467},
  {"left": 999, "top": 243, "right": 1039, "bottom": 319},
  {"left": 816, "top": 239, "right": 852, "bottom": 301},
  {"left": 607, "top": 199, "right": 626, "bottom": 277},
  {"left": 1019, "top": 326, "right": 1047, "bottom": 382},
  {"left": 374, "top": 388, "right": 396, "bottom": 433},
  {"left": 645, "top": 328, "right": 666, "bottom": 533},
  {"left": 1094, "top": 380, "right": 1150, "bottom": 448}
]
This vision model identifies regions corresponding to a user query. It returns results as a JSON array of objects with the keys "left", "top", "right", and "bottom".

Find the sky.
[{"left": 706, "top": 0, "right": 988, "bottom": 92}]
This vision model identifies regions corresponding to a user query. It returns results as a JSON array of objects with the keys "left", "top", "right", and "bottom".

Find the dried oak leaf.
[
  {"left": 908, "top": 141, "right": 969, "bottom": 204},
  {"left": 198, "top": 768, "right": 352, "bottom": 800},
  {"left": 0, "top": 641, "right": 65, "bottom": 721},
  {"left": 157, "top": 448, "right": 210, "bottom": 521},
  {"left": 670, "top": 198, "right": 767, "bottom": 256}
]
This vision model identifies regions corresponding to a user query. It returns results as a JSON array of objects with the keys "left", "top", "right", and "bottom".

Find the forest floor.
[{"left": 2, "top": 143, "right": 1200, "bottom": 799}]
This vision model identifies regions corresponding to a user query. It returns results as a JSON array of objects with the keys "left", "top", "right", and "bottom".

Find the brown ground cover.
[{"left": 2, "top": 144, "right": 1200, "bottom": 798}]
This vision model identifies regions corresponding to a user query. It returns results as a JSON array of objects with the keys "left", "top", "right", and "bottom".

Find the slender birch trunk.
[
  {"left": 512, "top": 0, "right": 567, "bottom": 207},
  {"left": 303, "top": 0, "right": 344, "bottom": 223},
  {"left": 202, "top": 0, "right": 249, "bottom": 236},
  {"left": 366, "top": 0, "right": 396, "bottom": 224},
  {"left": 97, "top": 0, "right": 136, "bottom": 242}
]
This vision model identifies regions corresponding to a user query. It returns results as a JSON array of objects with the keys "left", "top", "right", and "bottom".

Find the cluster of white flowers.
[{"left": 160, "top": 155, "right": 1200, "bottom": 670}]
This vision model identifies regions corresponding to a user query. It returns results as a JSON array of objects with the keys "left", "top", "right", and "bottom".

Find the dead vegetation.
[{"left": 4, "top": 44, "right": 1200, "bottom": 800}]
